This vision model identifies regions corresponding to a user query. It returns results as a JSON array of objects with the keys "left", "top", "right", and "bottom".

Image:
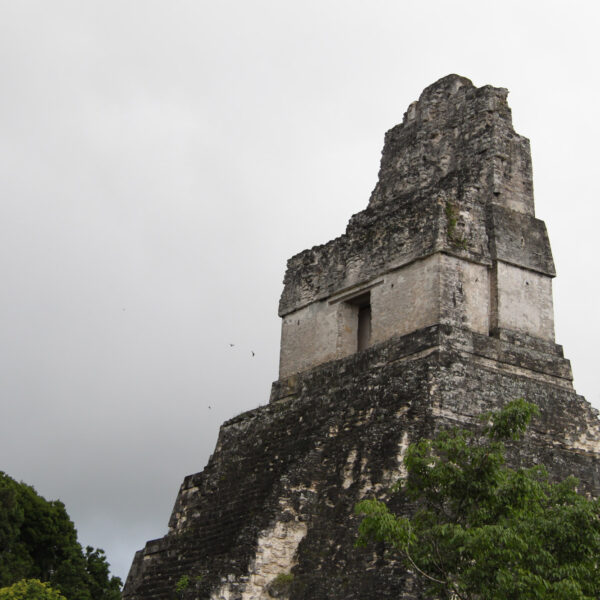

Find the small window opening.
[
  {"left": 358, "top": 305, "right": 372, "bottom": 351},
  {"left": 349, "top": 292, "right": 371, "bottom": 352}
]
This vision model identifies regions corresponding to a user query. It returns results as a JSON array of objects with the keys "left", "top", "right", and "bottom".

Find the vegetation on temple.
[
  {"left": 355, "top": 399, "right": 600, "bottom": 600},
  {"left": 0, "top": 472, "right": 121, "bottom": 600}
]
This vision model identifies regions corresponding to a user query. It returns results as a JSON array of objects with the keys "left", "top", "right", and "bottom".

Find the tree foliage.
[
  {"left": 355, "top": 399, "right": 600, "bottom": 600},
  {"left": 0, "top": 472, "right": 121, "bottom": 600},
  {"left": 0, "top": 579, "right": 66, "bottom": 600}
]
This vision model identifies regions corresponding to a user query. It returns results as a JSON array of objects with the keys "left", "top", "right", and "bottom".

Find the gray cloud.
[{"left": 1, "top": 0, "right": 599, "bottom": 582}]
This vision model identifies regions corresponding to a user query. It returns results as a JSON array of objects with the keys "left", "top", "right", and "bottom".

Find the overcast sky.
[{"left": 1, "top": 0, "right": 599, "bottom": 583}]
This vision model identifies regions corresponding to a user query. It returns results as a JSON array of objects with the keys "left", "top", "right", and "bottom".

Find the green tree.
[
  {"left": 355, "top": 399, "right": 600, "bottom": 600},
  {"left": 0, "top": 579, "right": 66, "bottom": 600},
  {"left": 84, "top": 547, "right": 121, "bottom": 600},
  {"left": 0, "top": 478, "right": 28, "bottom": 583},
  {"left": 0, "top": 473, "right": 121, "bottom": 600}
]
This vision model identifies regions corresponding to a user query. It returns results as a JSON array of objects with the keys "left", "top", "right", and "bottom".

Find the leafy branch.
[{"left": 355, "top": 399, "right": 600, "bottom": 599}]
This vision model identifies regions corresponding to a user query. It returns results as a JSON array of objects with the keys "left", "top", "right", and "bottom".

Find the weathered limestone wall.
[
  {"left": 210, "top": 500, "right": 308, "bottom": 600},
  {"left": 122, "top": 75, "right": 595, "bottom": 600},
  {"left": 277, "top": 74, "right": 556, "bottom": 378},
  {"left": 370, "top": 256, "right": 440, "bottom": 345},
  {"left": 438, "top": 254, "right": 490, "bottom": 334},
  {"left": 279, "top": 253, "right": 493, "bottom": 378},
  {"left": 279, "top": 256, "right": 442, "bottom": 378},
  {"left": 278, "top": 75, "right": 552, "bottom": 321},
  {"left": 494, "top": 261, "right": 555, "bottom": 339},
  {"left": 488, "top": 205, "right": 555, "bottom": 276},
  {"left": 369, "top": 77, "right": 534, "bottom": 215},
  {"left": 124, "top": 326, "right": 597, "bottom": 600},
  {"left": 279, "top": 301, "right": 341, "bottom": 378}
]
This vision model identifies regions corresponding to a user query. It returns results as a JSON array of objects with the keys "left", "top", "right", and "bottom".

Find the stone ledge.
[{"left": 270, "top": 325, "right": 572, "bottom": 404}]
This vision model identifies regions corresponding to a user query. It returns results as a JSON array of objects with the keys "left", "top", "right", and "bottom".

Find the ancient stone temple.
[{"left": 123, "top": 75, "right": 600, "bottom": 600}]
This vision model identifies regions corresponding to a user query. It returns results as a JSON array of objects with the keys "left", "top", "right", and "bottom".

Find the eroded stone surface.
[
  {"left": 123, "top": 327, "right": 600, "bottom": 600},
  {"left": 277, "top": 75, "right": 555, "bottom": 378},
  {"left": 123, "top": 76, "right": 600, "bottom": 600}
]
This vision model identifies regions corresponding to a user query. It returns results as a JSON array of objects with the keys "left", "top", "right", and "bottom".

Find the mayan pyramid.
[{"left": 123, "top": 75, "right": 600, "bottom": 600}]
